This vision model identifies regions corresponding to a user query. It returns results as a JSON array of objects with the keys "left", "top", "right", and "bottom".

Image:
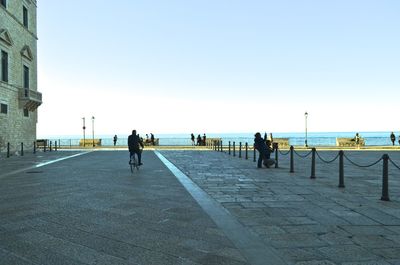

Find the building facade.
[{"left": 0, "top": 0, "right": 41, "bottom": 151}]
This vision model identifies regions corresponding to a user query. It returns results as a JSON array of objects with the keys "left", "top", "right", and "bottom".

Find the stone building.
[{"left": 0, "top": 0, "right": 41, "bottom": 151}]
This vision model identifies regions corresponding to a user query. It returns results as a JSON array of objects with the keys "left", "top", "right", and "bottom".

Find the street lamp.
[
  {"left": 82, "top": 117, "right": 86, "bottom": 147},
  {"left": 91, "top": 116, "right": 95, "bottom": 147},
  {"left": 304, "top": 112, "right": 308, "bottom": 147}
]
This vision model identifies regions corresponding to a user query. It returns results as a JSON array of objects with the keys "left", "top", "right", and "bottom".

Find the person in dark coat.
[
  {"left": 150, "top": 133, "right": 155, "bottom": 145},
  {"left": 390, "top": 132, "right": 396, "bottom": 146},
  {"left": 128, "top": 130, "right": 144, "bottom": 165},
  {"left": 254, "top": 132, "right": 273, "bottom": 168},
  {"left": 113, "top": 135, "right": 118, "bottom": 146}
]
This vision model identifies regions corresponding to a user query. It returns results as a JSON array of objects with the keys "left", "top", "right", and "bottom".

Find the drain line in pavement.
[{"left": 155, "top": 151, "right": 286, "bottom": 265}]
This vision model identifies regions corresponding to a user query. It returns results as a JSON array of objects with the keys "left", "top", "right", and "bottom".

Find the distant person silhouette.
[
  {"left": 113, "top": 135, "right": 118, "bottom": 146},
  {"left": 128, "top": 130, "right": 144, "bottom": 165},
  {"left": 150, "top": 133, "right": 155, "bottom": 145},
  {"left": 355, "top": 133, "right": 360, "bottom": 148},
  {"left": 191, "top": 133, "right": 195, "bottom": 146},
  {"left": 203, "top": 134, "right": 206, "bottom": 146},
  {"left": 390, "top": 132, "right": 396, "bottom": 146},
  {"left": 197, "top": 134, "right": 202, "bottom": 146}
]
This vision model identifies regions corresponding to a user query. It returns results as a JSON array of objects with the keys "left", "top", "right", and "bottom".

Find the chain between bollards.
[
  {"left": 290, "top": 146, "right": 294, "bottom": 173},
  {"left": 338, "top": 150, "right": 345, "bottom": 188},
  {"left": 310, "top": 148, "right": 316, "bottom": 179},
  {"left": 381, "top": 154, "right": 390, "bottom": 201}
]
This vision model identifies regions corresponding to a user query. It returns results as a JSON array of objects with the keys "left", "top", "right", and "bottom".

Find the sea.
[{"left": 42, "top": 131, "right": 399, "bottom": 147}]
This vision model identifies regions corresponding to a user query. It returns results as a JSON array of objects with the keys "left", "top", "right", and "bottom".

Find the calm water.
[{"left": 45, "top": 132, "right": 400, "bottom": 147}]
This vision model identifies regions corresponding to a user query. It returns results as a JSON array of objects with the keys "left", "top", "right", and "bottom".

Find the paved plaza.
[{"left": 1, "top": 149, "right": 400, "bottom": 265}]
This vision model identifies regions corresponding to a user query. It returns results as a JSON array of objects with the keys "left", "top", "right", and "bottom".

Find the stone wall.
[{"left": 0, "top": 0, "right": 39, "bottom": 151}]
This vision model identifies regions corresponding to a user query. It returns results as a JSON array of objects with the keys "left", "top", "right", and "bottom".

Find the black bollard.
[
  {"left": 233, "top": 141, "right": 236, "bottom": 157},
  {"left": 274, "top": 143, "right": 279, "bottom": 168},
  {"left": 381, "top": 154, "right": 390, "bottom": 201},
  {"left": 43, "top": 140, "right": 47, "bottom": 152},
  {"left": 245, "top": 142, "right": 248, "bottom": 159},
  {"left": 310, "top": 148, "right": 316, "bottom": 179},
  {"left": 220, "top": 140, "right": 223, "bottom": 152},
  {"left": 21, "top": 142, "right": 24, "bottom": 156},
  {"left": 338, "top": 150, "right": 345, "bottom": 188},
  {"left": 290, "top": 146, "right": 294, "bottom": 173},
  {"left": 239, "top": 142, "right": 242, "bottom": 158},
  {"left": 50, "top": 141, "right": 52, "bottom": 152},
  {"left": 228, "top": 141, "right": 231, "bottom": 155},
  {"left": 253, "top": 145, "right": 256, "bottom": 162},
  {"left": 7, "top": 142, "right": 10, "bottom": 158},
  {"left": 33, "top": 141, "right": 36, "bottom": 154}
]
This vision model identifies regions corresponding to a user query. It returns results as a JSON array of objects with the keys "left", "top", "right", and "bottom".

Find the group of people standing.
[{"left": 191, "top": 133, "right": 207, "bottom": 146}]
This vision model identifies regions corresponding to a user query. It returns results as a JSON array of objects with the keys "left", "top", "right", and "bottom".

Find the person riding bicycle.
[{"left": 128, "top": 130, "right": 144, "bottom": 165}]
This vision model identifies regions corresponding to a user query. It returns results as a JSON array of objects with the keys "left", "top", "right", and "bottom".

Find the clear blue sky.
[{"left": 37, "top": 0, "right": 400, "bottom": 137}]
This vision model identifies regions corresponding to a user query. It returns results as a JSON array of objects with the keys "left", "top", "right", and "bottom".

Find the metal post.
[
  {"left": 274, "top": 143, "right": 279, "bottom": 168},
  {"left": 253, "top": 145, "right": 256, "bottom": 162},
  {"left": 338, "top": 150, "right": 345, "bottom": 188},
  {"left": 220, "top": 140, "right": 223, "bottom": 152},
  {"left": 55, "top": 141, "right": 58, "bottom": 151},
  {"left": 33, "top": 141, "right": 36, "bottom": 154},
  {"left": 92, "top": 116, "right": 95, "bottom": 147},
  {"left": 7, "top": 142, "right": 10, "bottom": 158},
  {"left": 239, "top": 142, "right": 242, "bottom": 158},
  {"left": 245, "top": 142, "right": 248, "bottom": 159},
  {"left": 228, "top": 141, "right": 231, "bottom": 155},
  {"left": 233, "top": 141, "right": 236, "bottom": 157},
  {"left": 381, "top": 154, "right": 390, "bottom": 201},
  {"left": 44, "top": 140, "right": 47, "bottom": 152},
  {"left": 70, "top": 139, "right": 72, "bottom": 149},
  {"left": 310, "top": 148, "right": 316, "bottom": 179},
  {"left": 290, "top": 145, "right": 294, "bottom": 173},
  {"left": 21, "top": 142, "right": 24, "bottom": 156},
  {"left": 49, "top": 141, "right": 52, "bottom": 152}
]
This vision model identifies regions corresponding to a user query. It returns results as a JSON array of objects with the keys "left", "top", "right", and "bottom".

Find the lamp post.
[
  {"left": 82, "top": 117, "right": 86, "bottom": 147},
  {"left": 91, "top": 116, "right": 95, "bottom": 147},
  {"left": 304, "top": 112, "right": 308, "bottom": 147}
]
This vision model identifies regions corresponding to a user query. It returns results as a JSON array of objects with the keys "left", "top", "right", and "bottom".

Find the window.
[
  {"left": 23, "top": 108, "right": 29, "bottom": 117},
  {"left": 0, "top": 103, "right": 7, "bottom": 114},
  {"left": 24, "top": 65, "right": 29, "bottom": 93},
  {"left": 1, "top": 0, "right": 6, "bottom": 8},
  {"left": 23, "top": 6, "right": 29, "bottom": 28},
  {"left": 1, "top": 51, "right": 8, "bottom": 82}
]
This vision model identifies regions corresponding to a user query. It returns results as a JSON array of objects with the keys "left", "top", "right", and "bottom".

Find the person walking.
[
  {"left": 390, "top": 132, "right": 396, "bottom": 146},
  {"left": 150, "top": 133, "right": 155, "bottom": 146}
]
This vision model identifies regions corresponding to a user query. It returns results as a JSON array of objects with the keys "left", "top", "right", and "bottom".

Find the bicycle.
[{"left": 129, "top": 153, "right": 140, "bottom": 172}]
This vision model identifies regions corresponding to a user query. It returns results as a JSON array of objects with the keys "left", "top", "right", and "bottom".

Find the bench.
[
  {"left": 36, "top": 139, "right": 48, "bottom": 149},
  {"left": 142, "top": 138, "right": 159, "bottom": 146},
  {"left": 79, "top": 139, "right": 102, "bottom": 147},
  {"left": 272, "top": 138, "right": 290, "bottom": 148},
  {"left": 336, "top": 137, "right": 365, "bottom": 147}
]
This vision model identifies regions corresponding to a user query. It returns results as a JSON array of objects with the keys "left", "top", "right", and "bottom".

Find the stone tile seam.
[{"left": 154, "top": 151, "right": 288, "bottom": 265}]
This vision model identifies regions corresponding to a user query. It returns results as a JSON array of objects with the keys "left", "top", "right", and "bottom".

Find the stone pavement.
[
  {"left": 0, "top": 150, "right": 249, "bottom": 265},
  {"left": 160, "top": 149, "right": 400, "bottom": 265},
  {"left": 1, "top": 149, "right": 400, "bottom": 265}
]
